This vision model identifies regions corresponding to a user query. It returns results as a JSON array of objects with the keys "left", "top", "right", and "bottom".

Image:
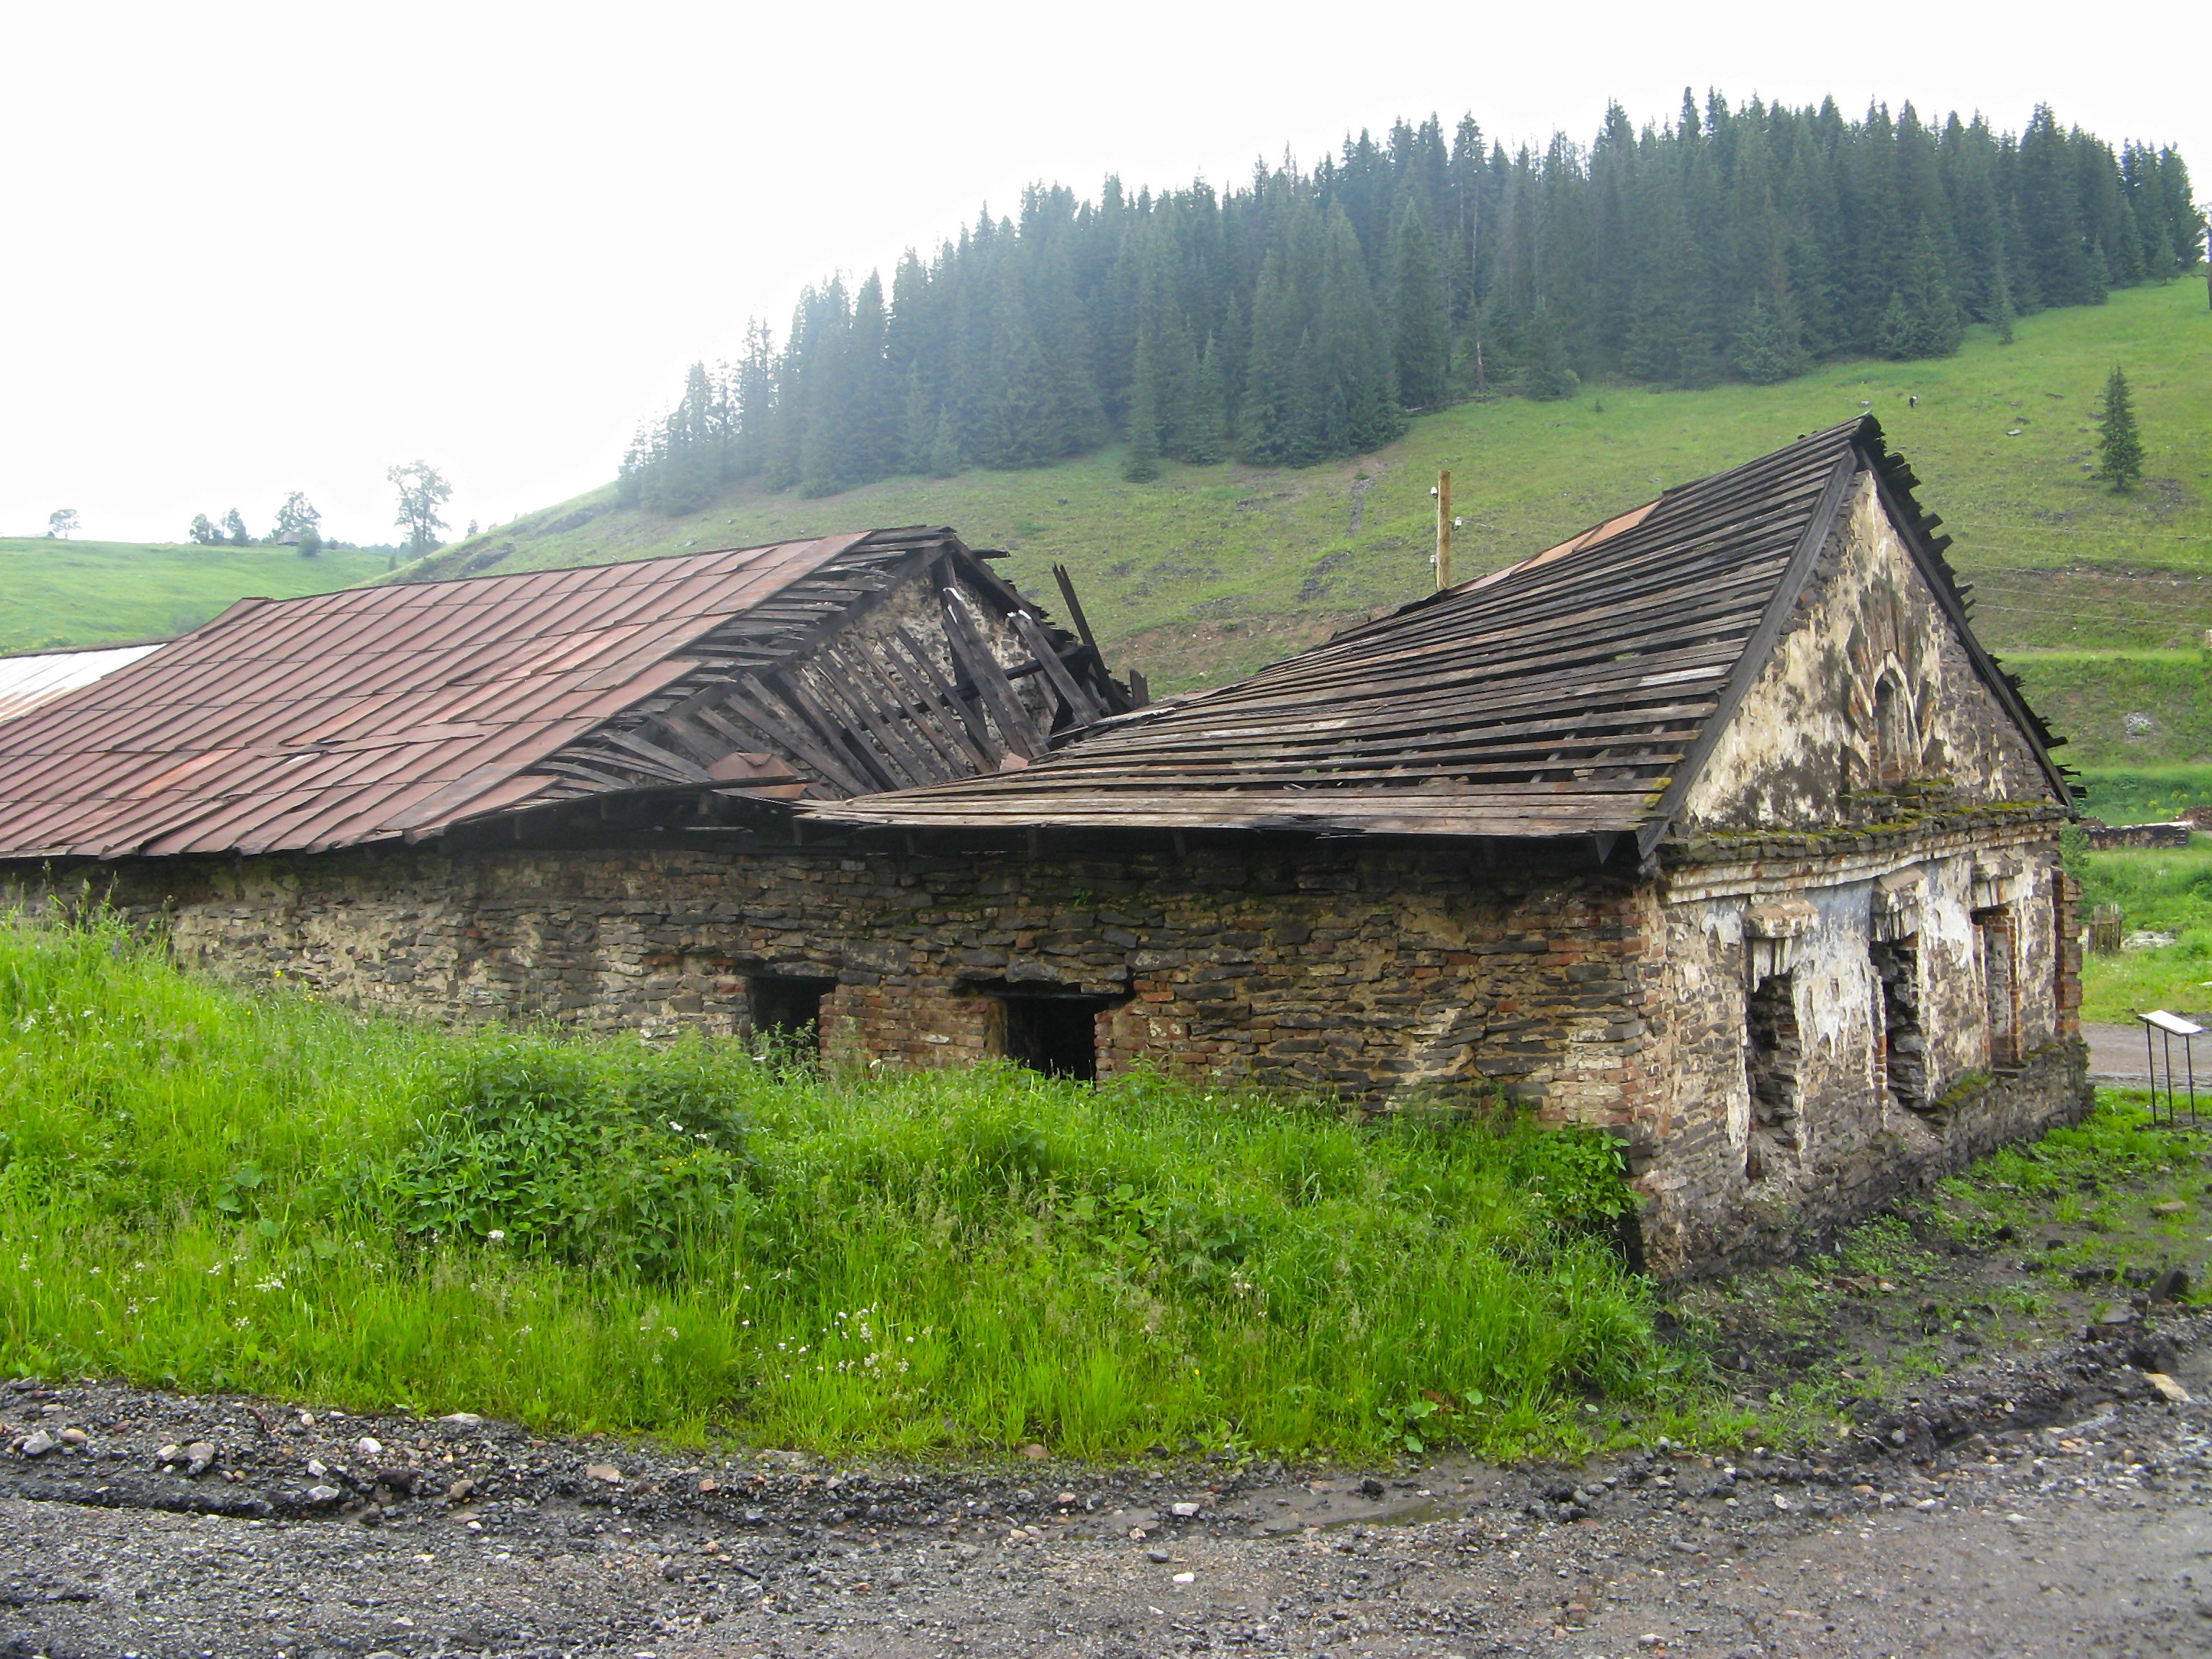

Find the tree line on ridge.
[{"left": 619, "top": 93, "right": 2203, "bottom": 509}]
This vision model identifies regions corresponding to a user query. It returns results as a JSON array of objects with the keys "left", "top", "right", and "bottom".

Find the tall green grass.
[
  {"left": 2072, "top": 834, "right": 2212, "bottom": 1020},
  {"left": 0, "top": 914, "right": 1665, "bottom": 1457}
]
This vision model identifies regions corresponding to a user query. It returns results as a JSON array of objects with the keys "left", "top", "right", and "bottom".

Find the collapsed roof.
[
  {"left": 0, "top": 528, "right": 1125, "bottom": 859},
  {"left": 810, "top": 418, "right": 2069, "bottom": 849}
]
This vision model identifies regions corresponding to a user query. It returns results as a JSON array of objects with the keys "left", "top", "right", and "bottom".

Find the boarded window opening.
[
  {"left": 1974, "top": 907, "right": 2019, "bottom": 1068},
  {"left": 1871, "top": 938, "right": 1927, "bottom": 1110},
  {"left": 1744, "top": 972, "right": 1801, "bottom": 1181},
  {"left": 750, "top": 975, "right": 836, "bottom": 1046}
]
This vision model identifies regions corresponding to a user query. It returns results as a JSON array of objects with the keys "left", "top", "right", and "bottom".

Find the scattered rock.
[
  {"left": 2146, "top": 1372, "right": 2194, "bottom": 1404},
  {"left": 439, "top": 1412, "right": 483, "bottom": 1425},
  {"left": 303, "top": 1485, "right": 344, "bottom": 1509},
  {"left": 1020, "top": 1443, "right": 1047, "bottom": 1460},
  {"left": 354, "top": 1437, "right": 383, "bottom": 1460},
  {"left": 58, "top": 1426, "right": 86, "bottom": 1447},
  {"left": 1172, "top": 1570, "right": 1196, "bottom": 1584},
  {"left": 1358, "top": 1476, "right": 1387, "bottom": 1499},
  {"left": 584, "top": 1462, "right": 624, "bottom": 1485},
  {"left": 17, "top": 1429, "right": 58, "bottom": 1457},
  {"left": 184, "top": 1441, "right": 217, "bottom": 1477},
  {"left": 2151, "top": 1200, "right": 2190, "bottom": 1215},
  {"left": 1146, "top": 1547, "right": 1172, "bottom": 1563},
  {"left": 445, "top": 1477, "right": 477, "bottom": 1503},
  {"left": 1171, "top": 1501, "right": 1202, "bottom": 1517}
]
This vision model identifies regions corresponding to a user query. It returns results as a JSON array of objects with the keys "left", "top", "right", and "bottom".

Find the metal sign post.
[{"left": 2138, "top": 1010, "right": 2201, "bottom": 1128}]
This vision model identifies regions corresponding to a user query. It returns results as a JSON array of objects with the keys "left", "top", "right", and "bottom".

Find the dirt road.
[{"left": 4, "top": 1313, "right": 2209, "bottom": 1659}]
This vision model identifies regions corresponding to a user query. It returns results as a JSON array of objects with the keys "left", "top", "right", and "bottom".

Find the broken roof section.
[
  {"left": 811, "top": 418, "right": 2069, "bottom": 845},
  {"left": 0, "top": 528, "right": 1125, "bottom": 859}
]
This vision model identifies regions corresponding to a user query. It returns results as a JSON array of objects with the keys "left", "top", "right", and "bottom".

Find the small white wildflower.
[{"left": 485, "top": 1229, "right": 505, "bottom": 1243}]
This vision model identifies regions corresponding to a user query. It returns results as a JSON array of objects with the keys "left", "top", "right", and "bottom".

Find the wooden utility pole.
[{"left": 1434, "top": 469, "right": 1453, "bottom": 590}]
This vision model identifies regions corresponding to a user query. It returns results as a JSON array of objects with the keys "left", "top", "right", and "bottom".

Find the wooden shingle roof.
[{"left": 809, "top": 419, "right": 2069, "bottom": 848}]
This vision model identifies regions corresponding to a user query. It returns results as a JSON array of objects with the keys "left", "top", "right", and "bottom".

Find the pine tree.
[
  {"left": 2093, "top": 365, "right": 2144, "bottom": 492},
  {"left": 1180, "top": 334, "right": 1228, "bottom": 464},
  {"left": 1123, "top": 319, "right": 1162, "bottom": 481},
  {"left": 1732, "top": 295, "right": 1797, "bottom": 384},
  {"left": 926, "top": 406, "right": 962, "bottom": 477},
  {"left": 1389, "top": 198, "right": 1449, "bottom": 408},
  {"left": 1519, "top": 310, "right": 1579, "bottom": 400}
]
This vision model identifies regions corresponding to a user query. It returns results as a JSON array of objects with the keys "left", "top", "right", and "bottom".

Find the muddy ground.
[{"left": 6, "top": 1131, "right": 2212, "bottom": 1658}]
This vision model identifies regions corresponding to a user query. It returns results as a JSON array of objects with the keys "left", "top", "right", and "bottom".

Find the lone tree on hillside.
[
  {"left": 2093, "top": 366, "right": 2144, "bottom": 492},
  {"left": 45, "top": 509, "right": 78, "bottom": 539},
  {"left": 221, "top": 508, "right": 251, "bottom": 545},
  {"left": 271, "top": 491, "right": 321, "bottom": 544},
  {"left": 187, "top": 513, "right": 218, "bottom": 546},
  {"left": 387, "top": 461, "right": 452, "bottom": 555}
]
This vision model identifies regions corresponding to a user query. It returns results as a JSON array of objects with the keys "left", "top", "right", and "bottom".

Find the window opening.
[
  {"left": 1871, "top": 938, "right": 1927, "bottom": 1110},
  {"left": 1872, "top": 672, "right": 1915, "bottom": 788},
  {"left": 966, "top": 980, "right": 1126, "bottom": 1082},
  {"left": 1974, "top": 907, "right": 2018, "bottom": 1068},
  {"left": 750, "top": 975, "right": 836, "bottom": 1049},
  {"left": 1744, "top": 971, "right": 1802, "bottom": 1181}
]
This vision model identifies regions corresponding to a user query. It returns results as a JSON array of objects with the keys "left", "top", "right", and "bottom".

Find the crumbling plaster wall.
[
  {"left": 1637, "top": 822, "right": 2082, "bottom": 1274},
  {"left": 1683, "top": 473, "right": 2059, "bottom": 832}
]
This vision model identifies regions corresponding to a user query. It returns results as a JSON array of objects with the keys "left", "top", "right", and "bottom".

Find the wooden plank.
[
  {"left": 1009, "top": 608, "right": 1106, "bottom": 724},
  {"left": 881, "top": 627, "right": 996, "bottom": 768},
  {"left": 765, "top": 668, "right": 904, "bottom": 793},
  {"left": 722, "top": 675, "right": 874, "bottom": 796},
  {"left": 594, "top": 728, "right": 716, "bottom": 783},
  {"left": 799, "top": 650, "right": 942, "bottom": 788},
  {"left": 853, "top": 639, "right": 976, "bottom": 777},
  {"left": 805, "top": 647, "right": 947, "bottom": 788},
  {"left": 938, "top": 586, "right": 1046, "bottom": 760}
]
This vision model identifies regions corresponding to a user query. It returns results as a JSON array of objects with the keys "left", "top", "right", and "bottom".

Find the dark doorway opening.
[
  {"left": 968, "top": 981, "right": 1125, "bottom": 1081},
  {"left": 750, "top": 975, "right": 836, "bottom": 1048},
  {"left": 1871, "top": 938, "right": 1927, "bottom": 1110},
  {"left": 1743, "top": 971, "right": 1802, "bottom": 1181}
]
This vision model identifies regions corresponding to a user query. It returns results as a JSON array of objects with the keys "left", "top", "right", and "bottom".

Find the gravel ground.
[{"left": 4, "top": 1308, "right": 2210, "bottom": 1658}]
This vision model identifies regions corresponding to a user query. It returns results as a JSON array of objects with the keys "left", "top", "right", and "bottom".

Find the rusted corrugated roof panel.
[
  {"left": 809, "top": 418, "right": 2068, "bottom": 844},
  {"left": 0, "top": 536, "right": 871, "bottom": 858},
  {"left": 0, "top": 643, "right": 166, "bottom": 724}
]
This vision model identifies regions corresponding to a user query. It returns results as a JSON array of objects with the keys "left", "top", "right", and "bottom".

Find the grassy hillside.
[
  {"left": 411, "top": 279, "right": 2212, "bottom": 699},
  {"left": 0, "top": 539, "right": 392, "bottom": 655}
]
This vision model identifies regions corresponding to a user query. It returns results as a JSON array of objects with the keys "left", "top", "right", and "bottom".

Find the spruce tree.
[
  {"left": 1180, "top": 334, "right": 1228, "bottom": 464},
  {"left": 2093, "top": 365, "right": 2144, "bottom": 492},
  {"left": 1389, "top": 199, "right": 1449, "bottom": 408},
  {"left": 1519, "top": 310, "right": 1579, "bottom": 400},
  {"left": 1732, "top": 295, "right": 1797, "bottom": 384},
  {"left": 1123, "top": 320, "right": 1163, "bottom": 480}
]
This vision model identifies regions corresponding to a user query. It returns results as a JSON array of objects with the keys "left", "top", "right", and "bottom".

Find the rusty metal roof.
[
  {"left": 0, "top": 535, "right": 875, "bottom": 858},
  {"left": 0, "top": 642, "right": 166, "bottom": 725},
  {"left": 810, "top": 419, "right": 2068, "bottom": 848}
]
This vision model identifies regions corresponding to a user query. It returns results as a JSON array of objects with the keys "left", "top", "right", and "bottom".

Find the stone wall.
[
  {"left": 6, "top": 809, "right": 2086, "bottom": 1277},
  {"left": 6, "top": 838, "right": 1660, "bottom": 1121}
]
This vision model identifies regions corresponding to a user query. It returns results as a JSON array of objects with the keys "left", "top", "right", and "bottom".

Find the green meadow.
[{"left": 0, "top": 539, "right": 390, "bottom": 656}]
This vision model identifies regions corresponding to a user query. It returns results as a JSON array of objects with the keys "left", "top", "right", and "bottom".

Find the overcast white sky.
[{"left": 6, "top": 0, "right": 2204, "bottom": 545}]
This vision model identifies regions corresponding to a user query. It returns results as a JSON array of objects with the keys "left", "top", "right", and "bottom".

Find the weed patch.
[{"left": 0, "top": 914, "right": 1667, "bottom": 1458}]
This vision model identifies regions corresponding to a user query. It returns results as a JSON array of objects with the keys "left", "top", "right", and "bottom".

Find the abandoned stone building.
[{"left": 0, "top": 418, "right": 2086, "bottom": 1272}]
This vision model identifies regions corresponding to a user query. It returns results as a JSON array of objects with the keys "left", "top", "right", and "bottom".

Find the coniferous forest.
[{"left": 619, "top": 94, "right": 2203, "bottom": 508}]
